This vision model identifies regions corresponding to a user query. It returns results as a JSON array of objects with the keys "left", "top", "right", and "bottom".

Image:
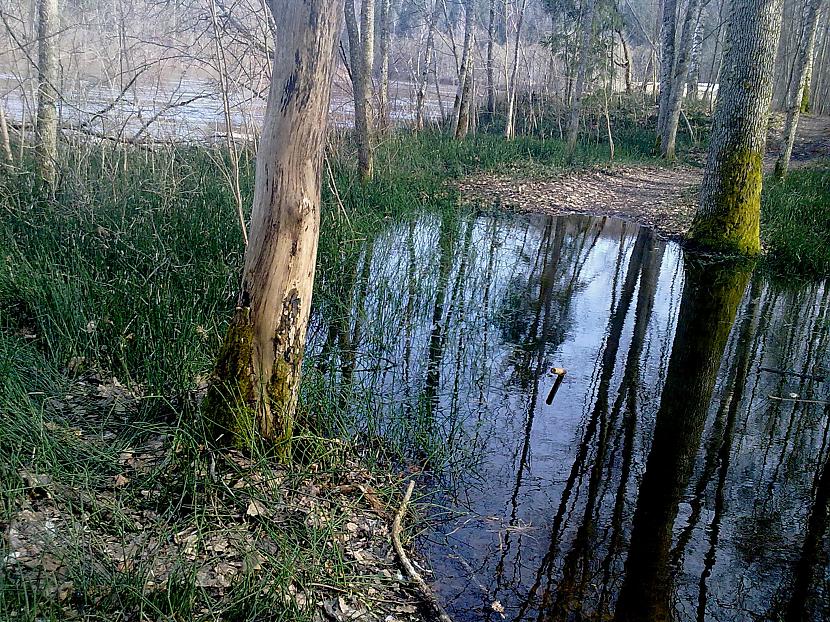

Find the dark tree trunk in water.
[
  {"left": 204, "top": 0, "right": 342, "bottom": 458},
  {"left": 614, "top": 259, "right": 751, "bottom": 622},
  {"left": 690, "top": 0, "right": 785, "bottom": 254}
]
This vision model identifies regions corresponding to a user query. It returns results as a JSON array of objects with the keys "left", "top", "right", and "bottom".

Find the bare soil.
[{"left": 460, "top": 114, "right": 830, "bottom": 239}]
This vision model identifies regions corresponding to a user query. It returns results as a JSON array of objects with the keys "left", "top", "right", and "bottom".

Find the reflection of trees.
[
  {"left": 510, "top": 225, "right": 654, "bottom": 620},
  {"left": 613, "top": 259, "right": 752, "bottom": 622}
]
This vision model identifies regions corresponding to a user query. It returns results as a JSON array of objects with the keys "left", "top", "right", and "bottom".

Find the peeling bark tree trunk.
[
  {"left": 36, "top": 0, "right": 59, "bottom": 189},
  {"left": 204, "top": 0, "right": 342, "bottom": 457},
  {"left": 565, "top": 0, "right": 598, "bottom": 158},
  {"left": 344, "top": 0, "right": 375, "bottom": 180},
  {"left": 690, "top": 0, "right": 785, "bottom": 255},
  {"left": 504, "top": 0, "right": 528, "bottom": 139},
  {"left": 414, "top": 0, "right": 439, "bottom": 130},
  {"left": 774, "top": 0, "right": 822, "bottom": 177},
  {"left": 662, "top": 0, "right": 702, "bottom": 159}
]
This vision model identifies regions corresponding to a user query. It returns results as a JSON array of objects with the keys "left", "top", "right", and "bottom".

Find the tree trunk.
[
  {"left": 690, "top": 0, "right": 785, "bottom": 255},
  {"left": 377, "top": 0, "right": 392, "bottom": 131},
  {"left": 685, "top": 4, "right": 706, "bottom": 101},
  {"left": 456, "top": 56, "right": 475, "bottom": 138},
  {"left": 504, "top": 0, "right": 528, "bottom": 139},
  {"left": 204, "top": 0, "right": 342, "bottom": 457},
  {"left": 774, "top": 0, "right": 822, "bottom": 177},
  {"left": 662, "top": 0, "right": 702, "bottom": 159},
  {"left": 414, "top": 0, "right": 439, "bottom": 130},
  {"left": 453, "top": 0, "right": 475, "bottom": 137},
  {"left": 36, "top": 0, "right": 59, "bottom": 189},
  {"left": 656, "top": 0, "right": 678, "bottom": 143},
  {"left": 0, "top": 107, "right": 13, "bottom": 165},
  {"left": 487, "top": 0, "right": 498, "bottom": 116},
  {"left": 565, "top": 0, "right": 598, "bottom": 158},
  {"left": 616, "top": 28, "right": 633, "bottom": 93},
  {"left": 344, "top": 0, "right": 375, "bottom": 180}
]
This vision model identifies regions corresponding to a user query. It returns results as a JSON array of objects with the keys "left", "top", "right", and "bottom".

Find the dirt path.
[{"left": 461, "top": 114, "right": 830, "bottom": 239}]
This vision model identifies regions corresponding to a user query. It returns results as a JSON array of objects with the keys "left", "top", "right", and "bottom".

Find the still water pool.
[{"left": 309, "top": 211, "right": 829, "bottom": 622}]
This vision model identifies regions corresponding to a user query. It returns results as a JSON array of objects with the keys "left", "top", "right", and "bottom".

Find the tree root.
[{"left": 391, "top": 480, "right": 454, "bottom": 622}]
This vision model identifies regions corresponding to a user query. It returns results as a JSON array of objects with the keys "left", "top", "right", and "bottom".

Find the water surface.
[{"left": 309, "top": 212, "right": 830, "bottom": 622}]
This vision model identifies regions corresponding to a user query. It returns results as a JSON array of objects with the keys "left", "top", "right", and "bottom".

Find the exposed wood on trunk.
[{"left": 204, "top": 0, "right": 342, "bottom": 457}]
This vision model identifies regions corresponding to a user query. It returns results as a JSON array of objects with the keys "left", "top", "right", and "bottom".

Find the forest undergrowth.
[{"left": 0, "top": 122, "right": 827, "bottom": 620}]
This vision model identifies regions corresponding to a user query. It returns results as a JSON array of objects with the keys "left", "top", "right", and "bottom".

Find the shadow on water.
[{"left": 307, "top": 211, "right": 830, "bottom": 622}]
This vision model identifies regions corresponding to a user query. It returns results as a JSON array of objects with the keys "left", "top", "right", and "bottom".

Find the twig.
[
  {"left": 391, "top": 481, "right": 454, "bottom": 622},
  {"left": 768, "top": 395, "right": 830, "bottom": 405},
  {"left": 760, "top": 366, "right": 826, "bottom": 381}
]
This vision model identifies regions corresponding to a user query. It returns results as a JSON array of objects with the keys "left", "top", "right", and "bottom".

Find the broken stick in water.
[
  {"left": 546, "top": 367, "right": 567, "bottom": 405},
  {"left": 391, "top": 480, "right": 454, "bottom": 622}
]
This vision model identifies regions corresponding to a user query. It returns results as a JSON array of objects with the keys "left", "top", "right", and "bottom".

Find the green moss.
[
  {"left": 202, "top": 307, "right": 259, "bottom": 448},
  {"left": 689, "top": 147, "right": 763, "bottom": 255}
]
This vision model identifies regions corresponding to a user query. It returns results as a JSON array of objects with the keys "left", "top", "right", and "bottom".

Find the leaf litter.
[{"left": 2, "top": 375, "right": 430, "bottom": 621}]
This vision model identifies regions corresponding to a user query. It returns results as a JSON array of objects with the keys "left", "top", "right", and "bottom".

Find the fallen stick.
[
  {"left": 760, "top": 366, "right": 826, "bottom": 382},
  {"left": 391, "top": 481, "right": 454, "bottom": 622},
  {"left": 768, "top": 394, "right": 830, "bottom": 405}
]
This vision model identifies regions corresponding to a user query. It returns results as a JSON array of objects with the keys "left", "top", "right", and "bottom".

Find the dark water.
[{"left": 309, "top": 212, "right": 830, "bottom": 622}]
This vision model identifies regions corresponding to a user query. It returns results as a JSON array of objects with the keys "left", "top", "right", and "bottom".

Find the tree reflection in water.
[{"left": 308, "top": 212, "right": 830, "bottom": 622}]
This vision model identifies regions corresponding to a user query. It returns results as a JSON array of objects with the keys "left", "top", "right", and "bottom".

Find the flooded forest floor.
[{"left": 460, "top": 114, "right": 830, "bottom": 239}]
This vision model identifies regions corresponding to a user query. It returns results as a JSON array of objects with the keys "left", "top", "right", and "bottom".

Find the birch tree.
[
  {"left": 35, "top": 0, "right": 59, "bottom": 189},
  {"left": 774, "top": 0, "right": 823, "bottom": 177},
  {"left": 656, "top": 0, "right": 678, "bottom": 142},
  {"left": 689, "top": 0, "right": 785, "bottom": 254},
  {"left": 414, "top": 0, "right": 439, "bottom": 130},
  {"left": 204, "top": 0, "right": 342, "bottom": 456}
]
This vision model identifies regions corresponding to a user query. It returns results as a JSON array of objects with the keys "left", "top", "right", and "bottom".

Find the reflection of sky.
[{"left": 310, "top": 212, "right": 830, "bottom": 622}]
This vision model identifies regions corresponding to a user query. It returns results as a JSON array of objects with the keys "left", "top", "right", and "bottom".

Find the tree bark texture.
[
  {"left": 686, "top": 5, "right": 706, "bottom": 101},
  {"left": 504, "top": 0, "right": 528, "bottom": 139},
  {"left": 453, "top": 0, "right": 476, "bottom": 137},
  {"left": 775, "top": 0, "right": 822, "bottom": 177},
  {"left": 204, "top": 0, "right": 342, "bottom": 457},
  {"left": 565, "top": 0, "right": 598, "bottom": 157},
  {"left": 662, "top": 0, "right": 702, "bottom": 159},
  {"left": 36, "top": 0, "right": 59, "bottom": 188},
  {"left": 487, "top": 0, "right": 498, "bottom": 115},
  {"left": 656, "top": 0, "right": 678, "bottom": 142},
  {"left": 377, "top": 0, "right": 392, "bottom": 131},
  {"left": 690, "top": 0, "right": 785, "bottom": 254},
  {"left": 344, "top": 0, "right": 375, "bottom": 180},
  {"left": 414, "top": 0, "right": 439, "bottom": 130}
]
